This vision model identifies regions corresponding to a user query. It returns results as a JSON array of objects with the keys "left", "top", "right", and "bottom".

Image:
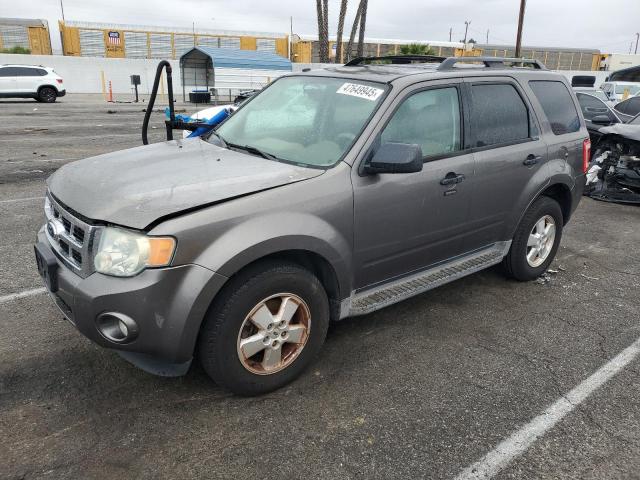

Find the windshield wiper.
[
  {"left": 227, "top": 142, "right": 278, "bottom": 161},
  {"left": 208, "top": 130, "right": 228, "bottom": 147}
]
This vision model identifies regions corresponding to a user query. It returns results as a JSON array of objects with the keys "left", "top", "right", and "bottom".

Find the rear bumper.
[{"left": 36, "top": 227, "right": 228, "bottom": 373}]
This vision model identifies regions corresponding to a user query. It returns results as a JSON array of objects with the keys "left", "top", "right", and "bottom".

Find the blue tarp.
[{"left": 180, "top": 46, "right": 292, "bottom": 71}]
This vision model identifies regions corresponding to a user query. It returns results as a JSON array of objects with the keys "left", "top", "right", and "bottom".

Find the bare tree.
[
  {"left": 357, "top": 0, "right": 368, "bottom": 57},
  {"left": 315, "top": 0, "right": 329, "bottom": 63},
  {"left": 335, "top": 0, "right": 348, "bottom": 63}
]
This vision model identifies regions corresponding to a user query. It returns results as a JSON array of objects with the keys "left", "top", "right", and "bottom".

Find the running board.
[{"left": 344, "top": 241, "right": 511, "bottom": 317}]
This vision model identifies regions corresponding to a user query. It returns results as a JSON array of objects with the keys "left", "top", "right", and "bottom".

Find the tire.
[
  {"left": 502, "top": 196, "right": 563, "bottom": 281},
  {"left": 198, "top": 261, "right": 330, "bottom": 396},
  {"left": 38, "top": 87, "right": 57, "bottom": 103}
]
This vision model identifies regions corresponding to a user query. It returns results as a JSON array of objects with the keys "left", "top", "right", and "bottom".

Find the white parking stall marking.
[
  {"left": 0, "top": 287, "right": 47, "bottom": 305},
  {"left": 0, "top": 195, "right": 45, "bottom": 204},
  {"left": 456, "top": 336, "right": 640, "bottom": 480}
]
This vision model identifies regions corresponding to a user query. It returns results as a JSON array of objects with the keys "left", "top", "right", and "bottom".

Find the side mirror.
[
  {"left": 591, "top": 115, "right": 613, "bottom": 125},
  {"left": 364, "top": 142, "right": 423, "bottom": 174}
]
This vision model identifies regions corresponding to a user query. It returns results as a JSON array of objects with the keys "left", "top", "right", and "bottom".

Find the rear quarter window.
[{"left": 529, "top": 80, "right": 581, "bottom": 135}]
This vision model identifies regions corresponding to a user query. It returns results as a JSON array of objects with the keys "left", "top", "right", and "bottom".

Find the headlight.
[{"left": 93, "top": 227, "right": 176, "bottom": 277}]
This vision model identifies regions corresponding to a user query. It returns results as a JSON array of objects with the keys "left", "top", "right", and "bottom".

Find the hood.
[
  {"left": 598, "top": 123, "right": 640, "bottom": 143},
  {"left": 48, "top": 138, "right": 324, "bottom": 229}
]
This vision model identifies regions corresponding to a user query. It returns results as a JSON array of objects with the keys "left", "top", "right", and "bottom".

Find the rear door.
[
  {"left": 14, "top": 67, "right": 44, "bottom": 93},
  {"left": 462, "top": 77, "right": 549, "bottom": 251},
  {"left": 0, "top": 66, "right": 18, "bottom": 94},
  {"left": 352, "top": 79, "right": 476, "bottom": 289}
]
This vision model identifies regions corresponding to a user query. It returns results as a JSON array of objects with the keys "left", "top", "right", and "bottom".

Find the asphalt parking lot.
[{"left": 1, "top": 96, "right": 639, "bottom": 480}]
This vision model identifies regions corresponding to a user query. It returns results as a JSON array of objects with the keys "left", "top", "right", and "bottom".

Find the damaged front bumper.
[{"left": 585, "top": 134, "right": 640, "bottom": 204}]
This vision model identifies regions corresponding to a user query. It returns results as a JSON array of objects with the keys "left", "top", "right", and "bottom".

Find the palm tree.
[
  {"left": 315, "top": 0, "right": 329, "bottom": 63},
  {"left": 335, "top": 0, "right": 348, "bottom": 63},
  {"left": 356, "top": 0, "right": 368, "bottom": 57},
  {"left": 400, "top": 43, "right": 436, "bottom": 55},
  {"left": 346, "top": 0, "right": 366, "bottom": 61}
]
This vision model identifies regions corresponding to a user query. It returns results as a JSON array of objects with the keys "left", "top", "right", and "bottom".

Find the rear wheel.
[
  {"left": 503, "top": 196, "right": 563, "bottom": 281},
  {"left": 198, "top": 261, "right": 329, "bottom": 396},
  {"left": 37, "top": 87, "right": 57, "bottom": 103}
]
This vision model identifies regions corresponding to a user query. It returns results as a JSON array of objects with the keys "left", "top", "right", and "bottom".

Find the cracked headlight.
[{"left": 93, "top": 227, "right": 176, "bottom": 277}]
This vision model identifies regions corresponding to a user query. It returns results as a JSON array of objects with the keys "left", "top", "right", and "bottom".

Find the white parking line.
[
  {"left": 0, "top": 195, "right": 45, "bottom": 204},
  {"left": 456, "top": 336, "right": 640, "bottom": 480},
  {"left": 0, "top": 287, "right": 47, "bottom": 305}
]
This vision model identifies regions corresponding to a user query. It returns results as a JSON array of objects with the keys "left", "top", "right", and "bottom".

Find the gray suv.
[{"left": 35, "top": 57, "right": 589, "bottom": 395}]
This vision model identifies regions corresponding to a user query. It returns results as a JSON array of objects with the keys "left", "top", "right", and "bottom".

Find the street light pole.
[
  {"left": 486, "top": 29, "right": 490, "bottom": 44},
  {"left": 635, "top": 33, "right": 639, "bottom": 54},
  {"left": 60, "top": 0, "right": 66, "bottom": 22},
  {"left": 515, "top": 0, "right": 527, "bottom": 58},
  {"left": 463, "top": 20, "right": 471, "bottom": 45}
]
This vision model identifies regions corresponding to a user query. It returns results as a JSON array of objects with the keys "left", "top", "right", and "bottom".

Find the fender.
[
  {"left": 507, "top": 157, "right": 575, "bottom": 239},
  {"left": 194, "top": 211, "right": 353, "bottom": 301}
]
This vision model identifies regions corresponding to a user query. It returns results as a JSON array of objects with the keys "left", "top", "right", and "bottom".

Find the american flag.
[{"left": 108, "top": 31, "right": 121, "bottom": 45}]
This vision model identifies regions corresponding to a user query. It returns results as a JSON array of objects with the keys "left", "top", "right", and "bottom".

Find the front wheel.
[
  {"left": 503, "top": 196, "right": 563, "bottom": 281},
  {"left": 198, "top": 261, "right": 329, "bottom": 396}
]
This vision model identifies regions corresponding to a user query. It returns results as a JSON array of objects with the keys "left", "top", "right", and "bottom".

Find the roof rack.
[
  {"left": 438, "top": 56, "right": 547, "bottom": 70},
  {"left": 344, "top": 55, "right": 446, "bottom": 66},
  {"left": 343, "top": 55, "right": 547, "bottom": 70}
]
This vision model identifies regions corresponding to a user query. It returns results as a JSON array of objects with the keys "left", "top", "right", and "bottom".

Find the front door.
[
  {"left": 0, "top": 66, "right": 18, "bottom": 94},
  {"left": 352, "top": 80, "right": 476, "bottom": 290}
]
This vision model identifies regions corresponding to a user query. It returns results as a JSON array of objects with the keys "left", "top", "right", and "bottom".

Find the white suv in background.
[{"left": 0, "top": 64, "right": 66, "bottom": 102}]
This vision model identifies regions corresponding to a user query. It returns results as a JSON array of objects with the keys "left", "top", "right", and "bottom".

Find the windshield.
[
  {"left": 615, "top": 84, "right": 640, "bottom": 95},
  {"left": 214, "top": 76, "right": 388, "bottom": 167}
]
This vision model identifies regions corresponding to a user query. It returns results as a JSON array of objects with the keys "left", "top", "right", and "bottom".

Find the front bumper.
[
  {"left": 36, "top": 227, "right": 227, "bottom": 374},
  {"left": 57, "top": 89, "right": 66, "bottom": 97}
]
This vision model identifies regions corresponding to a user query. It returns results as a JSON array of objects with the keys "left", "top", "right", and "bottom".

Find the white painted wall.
[
  {"left": 0, "top": 54, "right": 289, "bottom": 96},
  {"left": 0, "top": 53, "right": 622, "bottom": 96}
]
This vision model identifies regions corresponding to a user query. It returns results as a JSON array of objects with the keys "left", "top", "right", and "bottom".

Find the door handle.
[
  {"left": 440, "top": 172, "right": 465, "bottom": 186},
  {"left": 523, "top": 154, "right": 542, "bottom": 166}
]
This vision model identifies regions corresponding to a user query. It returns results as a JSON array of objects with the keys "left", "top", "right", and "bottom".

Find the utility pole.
[
  {"left": 635, "top": 33, "right": 639, "bottom": 54},
  {"left": 60, "top": 0, "right": 66, "bottom": 22},
  {"left": 486, "top": 29, "right": 490, "bottom": 44},
  {"left": 515, "top": 0, "right": 527, "bottom": 58},
  {"left": 463, "top": 21, "right": 471, "bottom": 45},
  {"left": 449, "top": 27, "right": 452, "bottom": 42}
]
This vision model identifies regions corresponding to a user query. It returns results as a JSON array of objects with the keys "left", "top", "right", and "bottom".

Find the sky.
[{"left": 10, "top": 0, "right": 640, "bottom": 54}]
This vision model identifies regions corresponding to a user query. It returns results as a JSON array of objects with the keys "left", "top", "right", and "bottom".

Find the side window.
[
  {"left": 12, "top": 67, "right": 41, "bottom": 77},
  {"left": 469, "top": 83, "right": 530, "bottom": 147},
  {"left": 577, "top": 93, "right": 616, "bottom": 122},
  {"left": 380, "top": 87, "right": 461, "bottom": 158},
  {"left": 0, "top": 67, "right": 19, "bottom": 77},
  {"left": 36, "top": 68, "right": 48, "bottom": 76},
  {"left": 614, "top": 99, "right": 630, "bottom": 115},
  {"left": 529, "top": 80, "right": 581, "bottom": 135},
  {"left": 627, "top": 97, "right": 640, "bottom": 116}
]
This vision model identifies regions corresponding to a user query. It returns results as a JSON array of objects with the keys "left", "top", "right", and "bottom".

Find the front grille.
[{"left": 44, "top": 193, "right": 99, "bottom": 278}]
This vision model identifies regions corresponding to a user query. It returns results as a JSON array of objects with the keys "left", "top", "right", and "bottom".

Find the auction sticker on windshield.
[{"left": 337, "top": 83, "right": 384, "bottom": 101}]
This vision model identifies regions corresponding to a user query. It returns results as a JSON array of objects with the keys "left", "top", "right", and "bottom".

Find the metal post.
[
  {"left": 449, "top": 27, "right": 452, "bottom": 42},
  {"left": 635, "top": 33, "right": 639, "bottom": 54},
  {"left": 515, "top": 0, "right": 526, "bottom": 58},
  {"left": 463, "top": 21, "right": 471, "bottom": 45},
  {"left": 486, "top": 29, "right": 489, "bottom": 44},
  {"left": 60, "top": 0, "right": 66, "bottom": 22}
]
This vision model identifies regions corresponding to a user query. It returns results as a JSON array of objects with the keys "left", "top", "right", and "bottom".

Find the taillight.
[
  {"left": 56, "top": 78, "right": 63, "bottom": 84},
  {"left": 582, "top": 138, "right": 591, "bottom": 173}
]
